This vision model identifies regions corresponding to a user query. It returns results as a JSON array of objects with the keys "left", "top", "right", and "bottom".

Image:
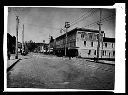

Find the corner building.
[{"left": 52, "top": 27, "right": 115, "bottom": 59}]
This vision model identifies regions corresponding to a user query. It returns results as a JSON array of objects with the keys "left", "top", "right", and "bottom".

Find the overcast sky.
[{"left": 7, "top": 7, "right": 115, "bottom": 43}]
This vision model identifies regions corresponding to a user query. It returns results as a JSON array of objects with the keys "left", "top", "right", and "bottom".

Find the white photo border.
[{"left": 4, "top": 3, "right": 126, "bottom": 93}]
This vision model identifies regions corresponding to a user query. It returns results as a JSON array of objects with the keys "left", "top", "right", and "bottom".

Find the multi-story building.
[{"left": 50, "top": 27, "right": 115, "bottom": 59}]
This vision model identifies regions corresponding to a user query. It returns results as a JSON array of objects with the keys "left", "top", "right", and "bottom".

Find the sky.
[{"left": 7, "top": 7, "right": 115, "bottom": 43}]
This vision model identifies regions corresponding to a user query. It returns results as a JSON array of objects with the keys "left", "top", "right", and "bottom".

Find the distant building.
[
  {"left": 50, "top": 27, "right": 115, "bottom": 59},
  {"left": 34, "top": 43, "right": 48, "bottom": 53}
]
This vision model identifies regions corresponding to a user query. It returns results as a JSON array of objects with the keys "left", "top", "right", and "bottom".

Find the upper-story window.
[
  {"left": 84, "top": 41, "right": 86, "bottom": 46},
  {"left": 97, "top": 34, "right": 99, "bottom": 40},
  {"left": 81, "top": 33, "right": 84, "bottom": 38},
  {"left": 105, "top": 50, "right": 106, "bottom": 56},
  {"left": 113, "top": 51, "right": 115, "bottom": 56},
  {"left": 105, "top": 43, "right": 107, "bottom": 47},
  {"left": 112, "top": 43, "right": 114, "bottom": 48},
  {"left": 89, "top": 33, "right": 92, "bottom": 40},
  {"left": 88, "top": 50, "right": 91, "bottom": 55},
  {"left": 91, "top": 42, "right": 93, "bottom": 47},
  {"left": 102, "top": 50, "right": 104, "bottom": 56},
  {"left": 94, "top": 50, "right": 96, "bottom": 55}
]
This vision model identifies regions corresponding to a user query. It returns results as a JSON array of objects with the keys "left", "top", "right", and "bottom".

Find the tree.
[{"left": 25, "top": 40, "right": 38, "bottom": 52}]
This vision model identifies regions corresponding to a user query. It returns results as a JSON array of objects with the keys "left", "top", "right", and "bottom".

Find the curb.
[
  {"left": 86, "top": 60, "right": 115, "bottom": 65},
  {"left": 7, "top": 58, "right": 21, "bottom": 72}
]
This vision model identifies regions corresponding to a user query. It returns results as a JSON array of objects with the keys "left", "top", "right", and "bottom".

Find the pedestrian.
[{"left": 8, "top": 50, "right": 11, "bottom": 60}]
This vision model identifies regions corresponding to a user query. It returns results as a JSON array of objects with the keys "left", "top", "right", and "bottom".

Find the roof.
[
  {"left": 76, "top": 27, "right": 104, "bottom": 33},
  {"left": 55, "top": 27, "right": 104, "bottom": 40},
  {"left": 103, "top": 37, "right": 115, "bottom": 43},
  {"left": 56, "top": 28, "right": 77, "bottom": 40}
]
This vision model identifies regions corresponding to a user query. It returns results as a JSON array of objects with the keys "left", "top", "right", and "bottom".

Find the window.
[
  {"left": 105, "top": 43, "right": 107, "bottom": 47},
  {"left": 84, "top": 41, "right": 86, "bottom": 46},
  {"left": 105, "top": 50, "right": 106, "bottom": 56},
  {"left": 91, "top": 42, "right": 93, "bottom": 47},
  {"left": 81, "top": 34, "right": 84, "bottom": 38},
  {"left": 97, "top": 34, "right": 99, "bottom": 40},
  {"left": 113, "top": 51, "right": 115, "bottom": 56},
  {"left": 112, "top": 43, "right": 114, "bottom": 48},
  {"left": 88, "top": 50, "right": 91, "bottom": 55},
  {"left": 89, "top": 33, "right": 92, "bottom": 40},
  {"left": 102, "top": 50, "right": 104, "bottom": 56},
  {"left": 94, "top": 50, "right": 96, "bottom": 55}
]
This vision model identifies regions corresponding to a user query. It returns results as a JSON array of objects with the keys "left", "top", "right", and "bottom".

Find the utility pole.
[
  {"left": 22, "top": 24, "right": 24, "bottom": 55},
  {"left": 64, "top": 22, "right": 70, "bottom": 56},
  {"left": 49, "top": 34, "right": 51, "bottom": 54},
  {"left": 15, "top": 16, "right": 19, "bottom": 59},
  {"left": 97, "top": 9, "right": 102, "bottom": 61}
]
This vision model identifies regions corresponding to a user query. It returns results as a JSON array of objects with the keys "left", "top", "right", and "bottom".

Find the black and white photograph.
[{"left": 4, "top": 4, "right": 125, "bottom": 92}]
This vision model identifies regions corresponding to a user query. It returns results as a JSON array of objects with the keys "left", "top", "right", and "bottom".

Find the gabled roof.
[{"left": 103, "top": 37, "right": 115, "bottom": 43}]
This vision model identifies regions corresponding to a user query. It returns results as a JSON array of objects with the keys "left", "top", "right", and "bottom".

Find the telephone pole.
[
  {"left": 22, "top": 24, "right": 24, "bottom": 54},
  {"left": 49, "top": 34, "right": 51, "bottom": 54},
  {"left": 64, "top": 22, "right": 70, "bottom": 56},
  {"left": 97, "top": 9, "right": 102, "bottom": 61},
  {"left": 15, "top": 16, "right": 19, "bottom": 59}
]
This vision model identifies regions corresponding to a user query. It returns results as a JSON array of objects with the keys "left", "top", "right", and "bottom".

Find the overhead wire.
[
  {"left": 70, "top": 8, "right": 93, "bottom": 25},
  {"left": 70, "top": 9, "right": 98, "bottom": 27},
  {"left": 23, "top": 22, "right": 61, "bottom": 31},
  {"left": 59, "top": 8, "right": 95, "bottom": 34},
  {"left": 84, "top": 13, "right": 115, "bottom": 28}
]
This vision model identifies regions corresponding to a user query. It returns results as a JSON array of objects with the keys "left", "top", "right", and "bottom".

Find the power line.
[
  {"left": 60, "top": 9, "right": 97, "bottom": 34},
  {"left": 59, "top": 9, "right": 97, "bottom": 34},
  {"left": 70, "top": 9, "right": 98, "bottom": 27},
  {"left": 70, "top": 9, "right": 95, "bottom": 26},
  {"left": 84, "top": 14, "right": 115, "bottom": 28},
  {"left": 70, "top": 8, "right": 93, "bottom": 25},
  {"left": 23, "top": 22, "right": 61, "bottom": 31}
]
